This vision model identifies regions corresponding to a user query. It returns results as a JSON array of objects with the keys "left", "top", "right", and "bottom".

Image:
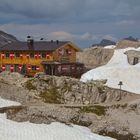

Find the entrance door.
[
  {"left": 45, "top": 65, "right": 55, "bottom": 75},
  {"left": 45, "top": 65, "right": 51, "bottom": 75}
]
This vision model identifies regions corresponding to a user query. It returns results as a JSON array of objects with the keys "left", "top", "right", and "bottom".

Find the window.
[
  {"left": 66, "top": 49, "right": 69, "bottom": 54},
  {"left": 42, "top": 53, "right": 46, "bottom": 58},
  {"left": 30, "top": 53, "right": 34, "bottom": 58},
  {"left": 31, "top": 65, "right": 37, "bottom": 71},
  {"left": 15, "top": 53, "right": 20, "bottom": 58},
  {"left": 5, "top": 52, "right": 10, "bottom": 58},
  {"left": 65, "top": 49, "right": 72, "bottom": 55}
]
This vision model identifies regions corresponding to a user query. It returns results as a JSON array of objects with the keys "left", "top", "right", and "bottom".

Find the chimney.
[
  {"left": 27, "top": 36, "right": 34, "bottom": 50},
  {"left": 56, "top": 40, "right": 59, "bottom": 45}
]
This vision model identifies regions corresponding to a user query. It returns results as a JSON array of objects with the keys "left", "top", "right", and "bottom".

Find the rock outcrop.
[
  {"left": 77, "top": 40, "right": 140, "bottom": 69},
  {"left": 125, "top": 50, "right": 140, "bottom": 65},
  {"left": 123, "top": 36, "right": 138, "bottom": 42},
  {"left": 116, "top": 40, "right": 140, "bottom": 49},
  {"left": 0, "top": 72, "right": 136, "bottom": 105},
  {"left": 0, "top": 72, "right": 39, "bottom": 104},
  {"left": 0, "top": 30, "right": 17, "bottom": 47},
  {"left": 24, "top": 73, "right": 136, "bottom": 105},
  {"left": 77, "top": 47, "right": 114, "bottom": 69},
  {"left": 92, "top": 39, "right": 116, "bottom": 47},
  {"left": 0, "top": 72, "right": 140, "bottom": 140}
]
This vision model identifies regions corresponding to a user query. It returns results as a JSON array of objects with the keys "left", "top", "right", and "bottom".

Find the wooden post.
[
  {"left": 118, "top": 81, "right": 123, "bottom": 94},
  {"left": 51, "top": 65, "right": 55, "bottom": 76}
]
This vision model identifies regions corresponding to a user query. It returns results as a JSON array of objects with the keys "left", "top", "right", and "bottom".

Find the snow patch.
[
  {"left": 81, "top": 47, "right": 140, "bottom": 94},
  {"left": 0, "top": 113, "right": 115, "bottom": 140},
  {"left": 0, "top": 98, "right": 115, "bottom": 140},
  {"left": 104, "top": 45, "right": 116, "bottom": 49},
  {"left": 0, "top": 97, "right": 21, "bottom": 108}
]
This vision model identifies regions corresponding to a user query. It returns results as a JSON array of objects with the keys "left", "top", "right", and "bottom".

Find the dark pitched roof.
[{"left": 0, "top": 41, "right": 69, "bottom": 51}]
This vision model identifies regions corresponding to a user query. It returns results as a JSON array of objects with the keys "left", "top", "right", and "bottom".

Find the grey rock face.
[
  {"left": 0, "top": 72, "right": 135, "bottom": 105},
  {"left": 25, "top": 74, "right": 132, "bottom": 105},
  {"left": 77, "top": 47, "right": 114, "bottom": 69},
  {"left": 0, "top": 30, "right": 17, "bottom": 47},
  {"left": 125, "top": 50, "right": 140, "bottom": 65},
  {"left": 116, "top": 40, "right": 140, "bottom": 49},
  {"left": 0, "top": 72, "right": 140, "bottom": 139}
]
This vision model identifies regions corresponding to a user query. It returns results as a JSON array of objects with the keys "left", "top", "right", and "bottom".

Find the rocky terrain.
[
  {"left": 123, "top": 36, "right": 138, "bottom": 42},
  {"left": 116, "top": 40, "right": 140, "bottom": 49},
  {"left": 0, "top": 72, "right": 140, "bottom": 140},
  {"left": 77, "top": 39, "right": 140, "bottom": 69},
  {"left": 77, "top": 47, "right": 114, "bottom": 69},
  {"left": 92, "top": 39, "right": 116, "bottom": 47},
  {"left": 0, "top": 30, "right": 18, "bottom": 47},
  {"left": 125, "top": 50, "right": 140, "bottom": 65},
  {"left": 0, "top": 34, "right": 140, "bottom": 139}
]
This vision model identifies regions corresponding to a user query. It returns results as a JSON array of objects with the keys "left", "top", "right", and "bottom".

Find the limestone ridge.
[
  {"left": 116, "top": 39, "right": 140, "bottom": 49},
  {"left": 26, "top": 74, "right": 135, "bottom": 104},
  {"left": 0, "top": 71, "right": 134, "bottom": 105},
  {"left": 92, "top": 39, "right": 116, "bottom": 47},
  {"left": 77, "top": 38, "right": 140, "bottom": 70},
  {"left": 0, "top": 72, "right": 140, "bottom": 140},
  {"left": 77, "top": 47, "right": 114, "bottom": 69},
  {"left": 0, "top": 30, "right": 18, "bottom": 47}
]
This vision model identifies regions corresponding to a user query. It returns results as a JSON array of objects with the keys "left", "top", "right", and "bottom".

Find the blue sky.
[{"left": 0, "top": 0, "right": 139, "bottom": 48}]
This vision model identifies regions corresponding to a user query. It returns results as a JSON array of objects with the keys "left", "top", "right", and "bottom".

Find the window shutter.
[
  {"left": 58, "top": 49, "right": 63, "bottom": 55},
  {"left": 46, "top": 53, "right": 50, "bottom": 59},
  {"left": 38, "top": 53, "right": 41, "bottom": 59},
  {"left": 10, "top": 52, "right": 14, "bottom": 59},
  {"left": 20, "top": 54, "right": 23, "bottom": 58},
  {"left": 68, "top": 50, "right": 72, "bottom": 55},
  {"left": 2, "top": 65, "right": 6, "bottom": 71},
  {"left": 36, "top": 66, "right": 40, "bottom": 71},
  {"left": 1, "top": 53, "right": 5, "bottom": 59},
  {"left": 35, "top": 53, "right": 38, "bottom": 59},
  {"left": 10, "top": 65, "right": 14, "bottom": 72},
  {"left": 28, "top": 65, "right": 31, "bottom": 70},
  {"left": 19, "top": 64, "right": 22, "bottom": 71},
  {"left": 26, "top": 54, "right": 30, "bottom": 59}
]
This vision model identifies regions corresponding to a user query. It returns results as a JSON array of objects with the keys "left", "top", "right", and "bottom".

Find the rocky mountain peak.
[
  {"left": 123, "top": 36, "right": 138, "bottom": 42},
  {"left": 0, "top": 30, "right": 18, "bottom": 47},
  {"left": 92, "top": 39, "right": 116, "bottom": 47}
]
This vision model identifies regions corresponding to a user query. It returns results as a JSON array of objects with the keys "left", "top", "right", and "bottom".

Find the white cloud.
[
  {"left": 0, "top": 0, "right": 139, "bottom": 48},
  {"left": 80, "top": 32, "right": 93, "bottom": 40},
  {"left": 0, "top": 23, "right": 118, "bottom": 41},
  {"left": 0, "top": 23, "right": 98, "bottom": 41},
  {"left": 48, "top": 31, "right": 98, "bottom": 42},
  {"left": 102, "top": 35, "right": 118, "bottom": 41},
  {"left": 0, "top": 23, "right": 50, "bottom": 40},
  {"left": 48, "top": 31, "right": 73, "bottom": 41},
  {"left": 116, "top": 20, "right": 135, "bottom": 26}
]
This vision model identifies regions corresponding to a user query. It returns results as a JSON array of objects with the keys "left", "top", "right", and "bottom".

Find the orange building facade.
[{"left": 0, "top": 39, "right": 84, "bottom": 77}]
